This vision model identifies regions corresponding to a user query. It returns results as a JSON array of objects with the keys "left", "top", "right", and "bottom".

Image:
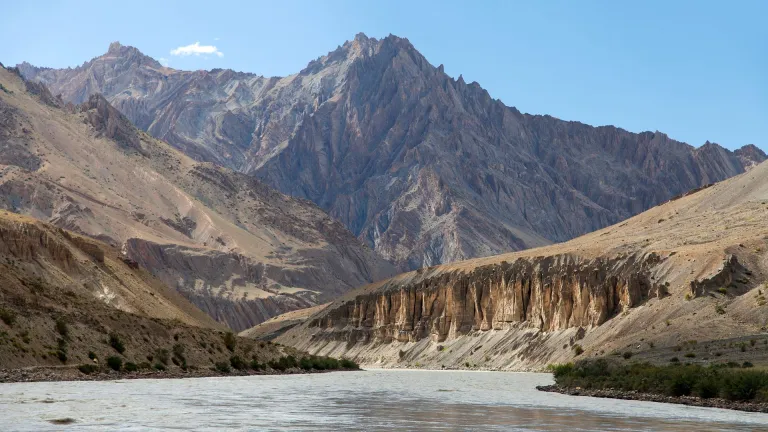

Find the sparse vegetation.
[
  {"left": 684, "top": 352, "right": 696, "bottom": 358},
  {"left": 106, "top": 356, "right": 123, "bottom": 371},
  {"left": 88, "top": 351, "right": 97, "bottom": 360},
  {"left": 550, "top": 359, "right": 768, "bottom": 401},
  {"left": 685, "top": 293, "right": 692, "bottom": 301},
  {"left": 223, "top": 332, "right": 236, "bottom": 352},
  {"left": 715, "top": 305, "right": 726, "bottom": 315},
  {"left": 108, "top": 332, "right": 125, "bottom": 354},
  {"left": 572, "top": 344, "right": 584, "bottom": 356},
  {"left": 268, "top": 355, "right": 298, "bottom": 371},
  {"left": 229, "top": 355, "right": 247, "bottom": 370},
  {"left": 622, "top": 351, "right": 633, "bottom": 359},
  {"left": 124, "top": 362, "right": 138, "bottom": 372},
  {"left": 214, "top": 361, "right": 231, "bottom": 373},
  {"left": 0, "top": 308, "right": 16, "bottom": 326},
  {"left": 717, "top": 287, "right": 728, "bottom": 295},
  {"left": 155, "top": 348, "right": 170, "bottom": 365},
  {"left": 55, "top": 318, "right": 69, "bottom": 338}
]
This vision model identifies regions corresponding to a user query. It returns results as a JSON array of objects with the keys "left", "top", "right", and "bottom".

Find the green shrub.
[
  {"left": 88, "top": 351, "right": 97, "bottom": 360},
  {"left": 153, "top": 363, "right": 166, "bottom": 371},
  {"left": 223, "top": 332, "right": 236, "bottom": 352},
  {"left": 717, "top": 287, "right": 727, "bottom": 295},
  {"left": 721, "top": 371, "right": 768, "bottom": 401},
  {"left": 78, "top": 364, "right": 99, "bottom": 374},
  {"left": 155, "top": 348, "right": 170, "bottom": 365},
  {"left": 214, "top": 361, "right": 231, "bottom": 373},
  {"left": 172, "top": 343, "right": 185, "bottom": 360},
  {"left": 0, "top": 308, "right": 16, "bottom": 326},
  {"left": 124, "top": 362, "right": 138, "bottom": 372},
  {"left": 339, "top": 359, "right": 359, "bottom": 370},
  {"left": 684, "top": 352, "right": 696, "bottom": 358},
  {"left": 138, "top": 362, "right": 151, "bottom": 370},
  {"left": 250, "top": 359, "right": 266, "bottom": 370},
  {"left": 56, "top": 350, "right": 67, "bottom": 363},
  {"left": 108, "top": 332, "right": 125, "bottom": 354},
  {"left": 622, "top": 351, "right": 633, "bottom": 359},
  {"left": 552, "top": 359, "right": 768, "bottom": 402},
  {"left": 229, "top": 355, "right": 247, "bottom": 370},
  {"left": 572, "top": 344, "right": 584, "bottom": 356},
  {"left": 55, "top": 318, "right": 69, "bottom": 338},
  {"left": 268, "top": 355, "right": 299, "bottom": 371},
  {"left": 106, "top": 356, "right": 123, "bottom": 371},
  {"left": 694, "top": 374, "right": 721, "bottom": 399}
]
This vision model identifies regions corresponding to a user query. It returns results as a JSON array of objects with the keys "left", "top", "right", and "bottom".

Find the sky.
[{"left": 1, "top": 0, "right": 765, "bottom": 150}]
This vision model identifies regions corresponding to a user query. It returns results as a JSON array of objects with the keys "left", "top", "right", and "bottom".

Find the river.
[{"left": 1, "top": 370, "right": 766, "bottom": 431}]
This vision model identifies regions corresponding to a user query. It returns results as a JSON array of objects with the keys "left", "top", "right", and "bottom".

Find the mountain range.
[
  {"left": 18, "top": 34, "right": 765, "bottom": 270},
  {"left": 0, "top": 65, "right": 392, "bottom": 332},
  {"left": 272, "top": 152, "right": 768, "bottom": 370}
]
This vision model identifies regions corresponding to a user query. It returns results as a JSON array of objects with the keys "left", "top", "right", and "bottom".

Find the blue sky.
[{"left": 1, "top": 0, "right": 765, "bottom": 150}]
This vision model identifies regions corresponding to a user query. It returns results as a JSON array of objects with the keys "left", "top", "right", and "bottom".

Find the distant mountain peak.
[{"left": 108, "top": 41, "right": 123, "bottom": 53}]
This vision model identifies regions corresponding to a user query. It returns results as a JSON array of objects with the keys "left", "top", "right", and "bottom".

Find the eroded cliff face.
[{"left": 305, "top": 254, "right": 664, "bottom": 347}]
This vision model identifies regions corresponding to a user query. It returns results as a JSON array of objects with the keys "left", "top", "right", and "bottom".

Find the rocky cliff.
[
  {"left": 273, "top": 160, "right": 768, "bottom": 370},
  {"left": 18, "top": 35, "right": 765, "bottom": 270},
  {"left": 309, "top": 254, "right": 664, "bottom": 344},
  {"left": 0, "top": 65, "right": 394, "bottom": 331}
]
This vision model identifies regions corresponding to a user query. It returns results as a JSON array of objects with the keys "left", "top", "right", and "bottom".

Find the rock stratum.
[
  {"left": 18, "top": 35, "right": 765, "bottom": 270},
  {"left": 0, "top": 65, "right": 393, "bottom": 331},
  {"left": 268, "top": 159, "right": 768, "bottom": 370}
]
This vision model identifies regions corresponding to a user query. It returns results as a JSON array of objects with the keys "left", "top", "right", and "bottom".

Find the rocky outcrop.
[
  {"left": 689, "top": 254, "right": 750, "bottom": 297},
  {"left": 307, "top": 253, "right": 664, "bottom": 345},
  {"left": 79, "top": 93, "right": 146, "bottom": 156},
  {"left": 124, "top": 238, "right": 316, "bottom": 330},
  {"left": 18, "top": 35, "right": 765, "bottom": 270}
]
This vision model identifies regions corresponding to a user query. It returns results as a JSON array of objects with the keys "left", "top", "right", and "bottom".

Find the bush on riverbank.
[{"left": 550, "top": 359, "right": 768, "bottom": 402}]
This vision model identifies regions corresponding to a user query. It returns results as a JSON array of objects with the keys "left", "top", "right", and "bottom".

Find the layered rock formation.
[
  {"left": 310, "top": 254, "right": 665, "bottom": 345},
  {"left": 0, "top": 65, "right": 394, "bottom": 331},
  {"left": 0, "top": 211, "right": 322, "bottom": 373},
  {"left": 18, "top": 35, "right": 765, "bottom": 269},
  {"left": 272, "top": 159, "right": 768, "bottom": 370}
]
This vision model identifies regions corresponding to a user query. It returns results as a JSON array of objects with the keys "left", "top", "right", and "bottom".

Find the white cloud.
[
  {"left": 170, "top": 42, "right": 223, "bottom": 58},
  {"left": 158, "top": 57, "right": 170, "bottom": 67}
]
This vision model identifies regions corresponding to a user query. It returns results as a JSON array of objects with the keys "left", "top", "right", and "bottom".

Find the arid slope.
[
  {"left": 271, "top": 161, "right": 768, "bottom": 370},
  {"left": 0, "top": 65, "right": 394, "bottom": 331}
]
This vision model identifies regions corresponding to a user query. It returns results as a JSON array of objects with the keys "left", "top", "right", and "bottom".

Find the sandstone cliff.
[
  {"left": 18, "top": 35, "right": 765, "bottom": 270},
  {"left": 0, "top": 65, "right": 394, "bottom": 331},
  {"left": 272, "top": 160, "right": 768, "bottom": 370}
]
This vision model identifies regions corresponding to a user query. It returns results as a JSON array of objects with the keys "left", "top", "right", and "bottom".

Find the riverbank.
[
  {"left": 537, "top": 384, "right": 768, "bottom": 413},
  {"left": 0, "top": 365, "right": 356, "bottom": 384}
]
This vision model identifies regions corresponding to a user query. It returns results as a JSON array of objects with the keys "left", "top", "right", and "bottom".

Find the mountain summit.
[{"left": 18, "top": 35, "right": 765, "bottom": 269}]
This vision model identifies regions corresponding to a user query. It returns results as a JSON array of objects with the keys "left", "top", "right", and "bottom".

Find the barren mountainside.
[
  {"left": 267, "top": 159, "right": 768, "bottom": 370},
  {"left": 0, "top": 65, "right": 394, "bottom": 331},
  {"left": 18, "top": 35, "right": 765, "bottom": 269}
]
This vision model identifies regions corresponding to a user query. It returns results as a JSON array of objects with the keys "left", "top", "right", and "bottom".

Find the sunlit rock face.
[{"left": 19, "top": 35, "right": 765, "bottom": 270}]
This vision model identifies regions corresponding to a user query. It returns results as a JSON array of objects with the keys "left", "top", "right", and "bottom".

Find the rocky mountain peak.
[{"left": 108, "top": 41, "right": 123, "bottom": 53}]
